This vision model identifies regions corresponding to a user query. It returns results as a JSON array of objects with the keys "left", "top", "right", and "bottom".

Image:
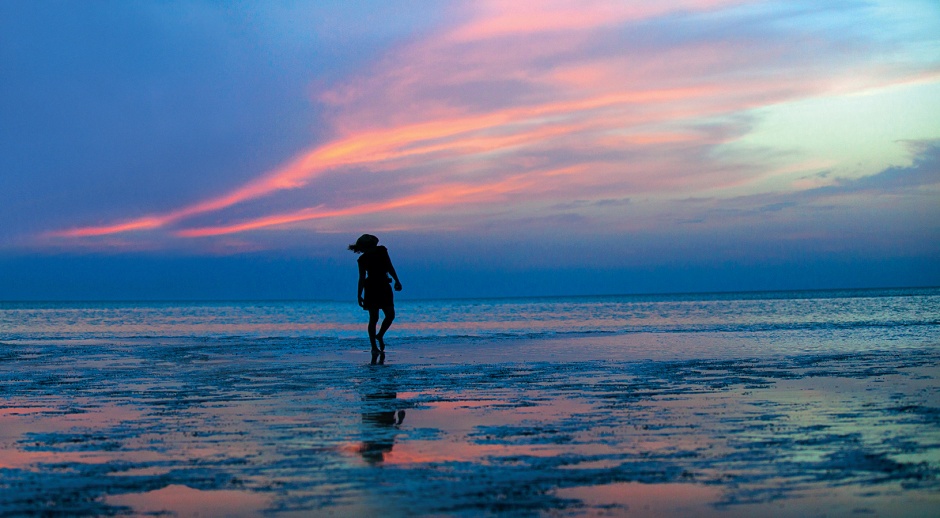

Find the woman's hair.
[{"left": 348, "top": 233, "right": 379, "bottom": 253}]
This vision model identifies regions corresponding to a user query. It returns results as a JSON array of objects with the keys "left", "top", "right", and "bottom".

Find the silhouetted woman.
[{"left": 349, "top": 234, "right": 402, "bottom": 353}]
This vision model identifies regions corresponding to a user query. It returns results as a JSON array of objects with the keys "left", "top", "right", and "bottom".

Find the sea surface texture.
[{"left": 1, "top": 288, "right": 938, "bottom": 516}]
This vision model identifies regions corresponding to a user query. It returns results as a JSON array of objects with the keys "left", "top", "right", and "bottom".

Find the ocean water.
[
  {"left": 1, "top": 287, "right": 937, "bottom": 359},
  {"left": 2, "top": 287, "right": 939, "bottom": 516}
]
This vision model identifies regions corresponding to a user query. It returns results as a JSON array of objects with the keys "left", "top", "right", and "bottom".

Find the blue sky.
[{"left": 1, "top": 0, "right": 938, "bottom": 300}]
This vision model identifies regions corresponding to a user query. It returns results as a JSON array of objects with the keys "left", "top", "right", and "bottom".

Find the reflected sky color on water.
[
  {"left": 1, "top": 340, "right": 936, "bottom": 515},
  {"left": 1, "top": 289, "right": 938, "bottom": 515}
]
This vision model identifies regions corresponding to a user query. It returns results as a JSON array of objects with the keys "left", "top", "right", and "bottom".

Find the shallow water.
[
  {"left": 1, "top": 289, "right": 938, "bottom": 516},
  {"left": 1, "top": 337, "right": 937, "bottom": 516},
  {"left": 2, "top": 287, "right": 938, "bottom": 343}
]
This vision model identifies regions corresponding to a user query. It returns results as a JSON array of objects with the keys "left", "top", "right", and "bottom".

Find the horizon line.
[{"left": 1, "top": 284, "right": 936, "bottom": 305}]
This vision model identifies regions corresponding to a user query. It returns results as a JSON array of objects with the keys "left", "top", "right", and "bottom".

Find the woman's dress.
[{"left": 359, "top": 246, "right": 394, "bottom": 310}]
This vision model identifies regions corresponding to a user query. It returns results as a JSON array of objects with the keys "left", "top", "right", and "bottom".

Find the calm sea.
[{"left": 2, "top": 288, "right": 938, "bottom": 354}]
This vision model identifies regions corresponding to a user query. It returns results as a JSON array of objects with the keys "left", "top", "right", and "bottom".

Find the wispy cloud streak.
[
  {"left": 51, "top": 84, "right": 733, "bottom": 238},
  {"left": 46, "top": 0, "right": 940, "bottom": 245}
]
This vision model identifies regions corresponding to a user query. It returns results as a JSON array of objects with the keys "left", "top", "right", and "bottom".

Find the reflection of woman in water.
[
  {"left": 349, "top": 234, "right": 402, "bottom": 353},
  {"left": 359, "top": 391, "right": 406, "bottom": 464},
  {"left": 357, "top": 368, "right": 405, "bottom": 464}
]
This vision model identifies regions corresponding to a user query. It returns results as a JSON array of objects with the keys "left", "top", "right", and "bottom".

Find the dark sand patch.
[{"left": 0, "top": 337, "right": 937, "bottom": 516}]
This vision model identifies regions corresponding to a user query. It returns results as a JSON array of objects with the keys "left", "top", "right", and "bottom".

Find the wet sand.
[{"left": 1, "top": 335, "right": 938, "bottom": 516}]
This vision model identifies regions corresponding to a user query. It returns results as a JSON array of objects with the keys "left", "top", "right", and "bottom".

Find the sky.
[{"left": 1, "top": 0, "right": 939, "bottom": 300}]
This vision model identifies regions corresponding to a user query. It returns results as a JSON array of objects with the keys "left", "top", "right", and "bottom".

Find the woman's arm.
[
  {"left": 387, "top": 252, "right": 403, "bottom": 292},
  {"left": 357, "top": 262, "right": 367, "bottom": 306}
]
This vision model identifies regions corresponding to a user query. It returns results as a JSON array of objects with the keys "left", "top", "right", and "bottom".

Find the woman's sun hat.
[{"left": 348, "top": 234, "right": 379, "bottom": 252}]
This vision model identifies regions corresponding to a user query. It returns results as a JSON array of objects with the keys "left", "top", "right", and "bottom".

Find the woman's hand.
[
  {"left": 358, "top": 295, "right": 365, "bottom": 307},
  {"left": 394, "top": 281, "right": 402, "bottom": 291}
]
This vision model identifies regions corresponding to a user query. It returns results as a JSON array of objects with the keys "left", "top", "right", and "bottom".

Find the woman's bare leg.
[
  {"left": 376, "top": 307, "right": 395, "bottom": 351},
  {"left": 367, "top": 308, "right": 380, "bottom": 351}
]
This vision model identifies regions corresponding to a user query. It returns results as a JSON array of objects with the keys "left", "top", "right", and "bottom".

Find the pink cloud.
[
  {"left": 176, "top": 173, "right": 544, "bottom": 237},
  {"left": 52, "top": 84, "right": 735, "bottom": 238},
  {"left": 448, "top": 0, "right": 753, "bottom": 42},
  {"left": 52, "top": 217, "right": 168, "bottom": 238},
  {"left": 45, "top": 0, "right": 940, "bottom": 246}
]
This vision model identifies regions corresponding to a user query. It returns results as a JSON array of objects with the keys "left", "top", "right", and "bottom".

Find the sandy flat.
[{"left": 0, "top": 335, "right": 937, "bottom": 516}]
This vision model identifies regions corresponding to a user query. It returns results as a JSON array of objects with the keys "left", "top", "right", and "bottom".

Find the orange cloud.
[
  {"left": 52, "top": 217, "right": 168, "bottom": 238},
  {"left": 52, "top": 81, "right": 728, "bottom": 240},
  {"left": 46, "top": 0, "right": 930, "bottom": 248},
  {"left": 176, "top": 173, "right": 541, "bottom": 237},
  {"left": 449, "top": 0, "right": 752, "bottom": 41}
]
